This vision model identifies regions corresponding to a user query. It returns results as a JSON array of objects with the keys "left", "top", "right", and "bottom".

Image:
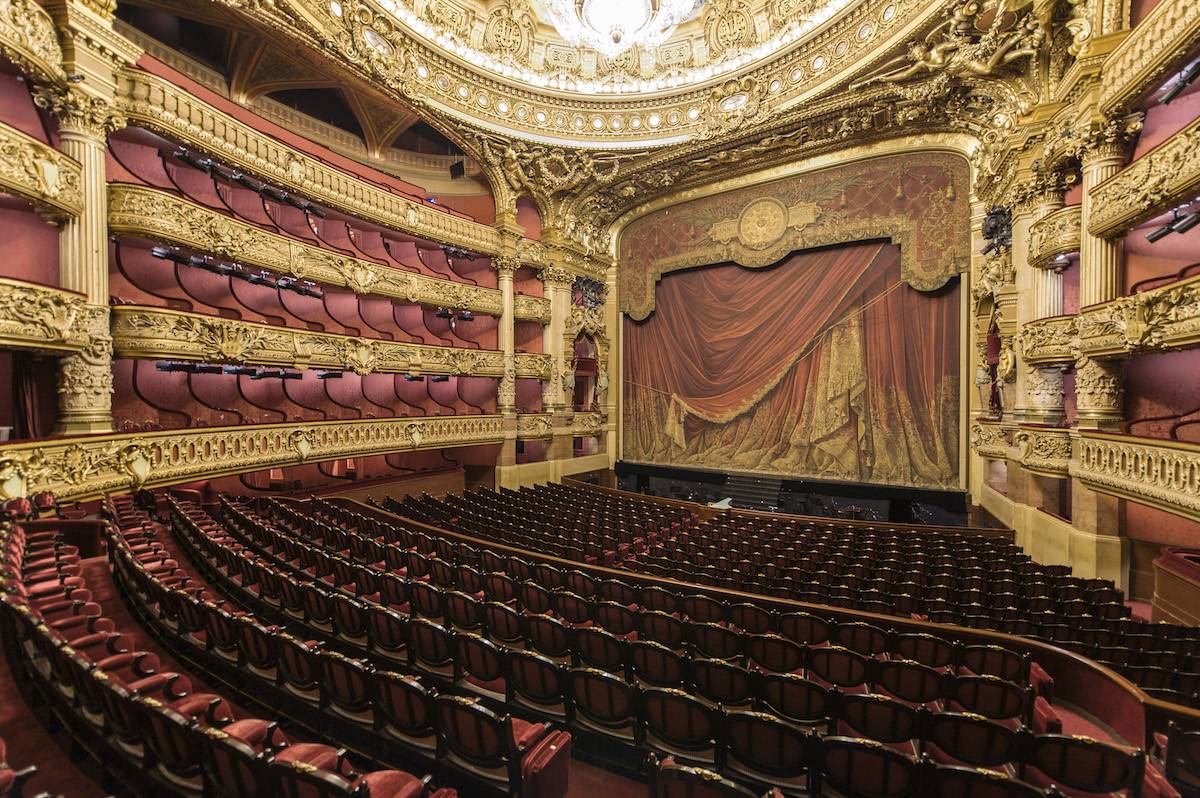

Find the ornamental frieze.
[
  {"left": 1088, "top": 115, "right": 1200, "bottom": 238},
  {"left": 1076, "top": 273, "right": 1200, "bottom": 357},
  {"left": 969, "top": 420, "right": 1010, "bottom": 461},
  {"left": 114, "top": 67, "right": 505, "bottom": 255},
  {"left": 0, "top": 414, "right": 517, "bottom": 502},
  {"left": 0, "top": 279, "right": 95, "bottom": 355},
  {"left": 619, "top": 153, "right": 970, "bottom": 319},
  {"left": 1014, "top": 426, "right": 1072, "bottom": 477},
  {"left": 1074, "top": 432, "right": 1200, "bottom": 524},
  {"left": 515, "top": 414, "right": 552, "bottom": 439},
  {"left": 110, "top": 306, "right": 553, "bottom": 379},
  {"left": 1028, "top": 205, "right": 1081, "bottom": 270},
  {"left": 0, "top": 0, "right": 67, "bottom": 86},
  {"left": 1019, "top": 316, "right": 1077, "bottom": 365},
  {"left": 107, "top": 184, "right": 550, "bottom": 324},
  {"left": 572, "top": 412, "right": 605, "bottom": 437},
  {"left": 1099, "top": 0, "right": 1200, "bottom": 115},
  {"left": 0, "top": 121, "right": 83, "bottom": 220}
]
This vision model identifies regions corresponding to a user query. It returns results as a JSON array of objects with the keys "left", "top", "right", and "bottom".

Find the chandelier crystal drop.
[{"left": 540, "top": 0, "right": 705, "bottom": 58}]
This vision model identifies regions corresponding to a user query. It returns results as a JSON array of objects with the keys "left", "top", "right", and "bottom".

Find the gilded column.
[
  {"left": 494, "top": 257, "right": 518, "bottom": 414},
  {"left": 540, "top": 265, "right": 574, "bottom": 413},
  {"left": 38, "top": 0, "right": 139, "bottom": 434},
  {"left": 1023, "top": 176, "right": 1069, "bottom": 426},
  {"left": 1031, "top": 183, "right": 1067, "bottom": 321},
  {"left": 1079, "top": 150, "right": 1125, "bottom": 308}
]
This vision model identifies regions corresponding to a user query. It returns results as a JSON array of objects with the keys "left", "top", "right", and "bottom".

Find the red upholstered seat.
[{"left": 354, "top": 769, "right": 427, "bottom": 798}]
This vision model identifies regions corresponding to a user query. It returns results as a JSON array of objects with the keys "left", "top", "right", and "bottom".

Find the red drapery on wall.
[{"left": 623, "top": 242, "right": 960, "bottom": 489}]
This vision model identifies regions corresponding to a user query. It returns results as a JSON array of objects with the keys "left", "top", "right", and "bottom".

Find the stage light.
[
  {"left": 1160, "top": 60, "right": 1200, "bottom": 104},
  {"left": 1147, "top": 211, "right": 1181, "bottom": 242},
  {"left": 458, "top": 310, "right": 475, "bottom": 321},
  {"left": 222, "top": 365, "right": 258, "bottom": 376},
  {"left": 316, "top": 371, "right": 343, "bottom": 379},
  {"left": 403, "top": 375, "right": 426, "bottom": 382},
  {"left": 435, "top": 308, "right": 454, "bottom": 319},
  {"left": 1171, "top": 211, "right": 1200, "bottom": 234},
  {"left": 430, "top": 375, "right": 450, "bottom": 382}
]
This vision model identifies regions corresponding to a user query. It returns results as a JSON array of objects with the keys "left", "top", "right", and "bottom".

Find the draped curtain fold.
[{"left": 623, "top": 243, "right": 960, "bottom": 489}]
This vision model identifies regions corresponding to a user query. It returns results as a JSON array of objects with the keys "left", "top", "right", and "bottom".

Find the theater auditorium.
[{"left": 0, "top": 0, "right": 1198, "bottom": 794}]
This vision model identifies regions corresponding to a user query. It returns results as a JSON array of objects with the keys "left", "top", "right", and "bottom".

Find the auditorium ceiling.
[{"left": 114, "top": 0, "right": 1138, "bottom": 252}]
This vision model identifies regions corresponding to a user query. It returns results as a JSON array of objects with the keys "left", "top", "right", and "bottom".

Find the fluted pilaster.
[
  {"left": 494, "top": 256, "right": 518, "bottom": 414},
  {"left": 1080, "top": 151, "right": 1126, "bottom": 307},
  {"left": 540, "top": 265, "right": 574, "bottom": 412}
]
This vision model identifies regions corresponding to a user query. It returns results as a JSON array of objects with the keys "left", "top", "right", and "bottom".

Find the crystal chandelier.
[{"left": 539, "top": 0, "right": 705, "bottom": 59}]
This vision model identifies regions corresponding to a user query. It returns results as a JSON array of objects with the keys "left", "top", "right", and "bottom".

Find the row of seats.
[
  {"left": 0, "top": 504, "right": 451, "bottom": 798},
  {"left": 132, "top": 498, "right": 573, "bottom": 798},
  {"left": 387, "top": 482, "right": 1200, "bottom": 707},
  {"left": 171, "top": 494, "right": 1191, "bottom": 798},
  {"left": 162, "top": 497, "right": 1157, "bottom": 798}
]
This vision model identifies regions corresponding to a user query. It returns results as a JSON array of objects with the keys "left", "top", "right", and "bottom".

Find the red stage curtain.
[{"left": 623, "top": 243, "right": 960, "bottom": 489}]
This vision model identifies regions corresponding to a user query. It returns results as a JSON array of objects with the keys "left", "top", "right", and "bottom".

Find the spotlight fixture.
[
  {"left": 435, "top": 307, "right": 454, "bottom": 320},
  {"left": 458, "top": 310, "right": 475, "bottom": 322},
  {"left": 403, "top": 375, "right": 426, "bottom": 382},
  {"left": 1171, "top": 210, "right": 1200, "bottom": 234},
  {"left": 1147, "top": 211, "right": 1182, "bottom": 242},
  {"left": 441, "top": 245, "right": 475, "bottom": 260},
  {"left": 172, "top": 148, "right": 326, "bottom": 217},
  {"left": 430, "top": 375, "right": 450, "bottom": 382},
  {"left": 222, "top": 365, "right": 259, "bottom": 376},
  {"left": 1160, "top": 60, "right": 1200, "bottom": 104},
  {"left": 316, "top": 371, "right": 343, "bottom": 379},
  {"left": 156, "top": 361, "right": 223, "bottom": 374}
]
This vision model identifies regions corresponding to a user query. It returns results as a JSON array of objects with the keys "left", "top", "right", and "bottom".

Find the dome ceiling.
[{"left": 345, "top": 0, "right": 941, "bottom": 147}]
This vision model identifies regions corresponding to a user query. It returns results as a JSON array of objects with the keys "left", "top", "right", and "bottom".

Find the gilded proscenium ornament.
[
  {"left": 1098, "top": 0, "right": 1200, "bottom": 115},
  {"left": 1075, "top": 273, "right": 1200, "bottom": 357},
  {"left": 0, "top": 0, "right": 68, "bottom": 86},
  {"left": 0, "top": 278, "right": 94, "bottom": 354},
  {"left": 0, "top": 121, "right": 84, "bottom": 221},
  {"left": 113, "top": 68, "right": 505, "bottom": 256},
  {"left": 0, "top": 413, "right": 526, "bottom": 502},
  {"left": 1019, "top": 315, "right": 1078, "bottom": 365},
  {"left": 1014, "top": 425, "right": 1072, "bottom": 477},
  {"left": 1028, "top": 205, "right": 1080, "bottom": 270},
  {"left": 1088, "top": 115, "right": 1200, "bottom": 239},
  {"left": 1074, "top": 431, "right": 1200, "bottom": 524},
  {"left": 110, "top": 306, "right": 553, "bottom": 379},
  {"left": 970, "top": 419, "right": 1010, "bottom": 460},
  {"left": 106, "top": 185, "right": 550, "bottom": 323}
]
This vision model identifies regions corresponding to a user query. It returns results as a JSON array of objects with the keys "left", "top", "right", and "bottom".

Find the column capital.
[
  {"left": 539, "top": 265, "right": 575, "bottom": 289},
  {"left": 1074, "top": 354, "right": 1125, "bottom": 429},
  {"left": 492, "top": 256, "right": 521, "bottom": 277},
  {"left": 34, "top": 85, "right": 124, "bottom": 138}
]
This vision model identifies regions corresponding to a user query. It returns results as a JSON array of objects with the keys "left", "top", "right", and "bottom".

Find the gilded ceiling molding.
[
  {"left": 969, "top": 419, "right": 1010, "bottom": 461},
  {"left": 0, "top": 0, "right": 69, "bottom": 86},
  {"left": 107, "top": 184, "right": 551, "bottom": 324},
  {"left": 1074, "top": 431, "right": 1200, "bottom": 524},
  {"left": 110, "top": 306, "right": 554, "bottom": 380},
  {"left": 0, "top": 121, "right": 84, "bottom": 220},
  {"left": 1028, "top": 204, "right": 1081, "bottom": 270},
  {"left": 1014, "top": 425, "right": 1072, "bottom": 477},
  {"left": 1019, "top": 315, "right": 1078, "bottom": 365},
  {"left": 1076, "top": 272, "right": 1200, "bottom": 357},
  {"left": 114, "top": 67, "right": 507, "bottom": 256},
  {"left": 1098, "top": 0, "right": 1200, "bottom": 115},
  {"left": 1088, "top": 115, "right": 1200, "bottom": 238},
  {"left": 0, "top": 413, "right": 527, "bottom": 502},
  {"left": 617, "top": 149, "right": 971, "bottom": 319},
  {"left": 0, "top": 278, "right": 96, "bottom": 355},
  {"left": 212, "top": 0, "right": 933, "bottom": 148}
]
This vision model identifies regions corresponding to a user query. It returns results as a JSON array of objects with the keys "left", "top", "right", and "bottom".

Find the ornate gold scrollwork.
[
  {"left": 0, "top": 278, "right": 93, "bottom": 354},
  {"left": 0, "top": 121, "right": 84, "bottom": 220},
  {"left": 1076, "top": 432, "right": 1200, "bottom": 524}
]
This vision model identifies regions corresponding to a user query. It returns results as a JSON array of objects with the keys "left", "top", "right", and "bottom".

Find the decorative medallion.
[{"left": 736, "top": 197, "right": 790, "bottom": 250}]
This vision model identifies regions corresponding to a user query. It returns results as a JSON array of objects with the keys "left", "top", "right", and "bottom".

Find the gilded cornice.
[
  {"left": 0, "top": 278, "right": 96, "bottom": 355},
  {"left": 1074, "top": 431, "right": 1200, "bottom": 524},
  {"left": 1028, "top": 205, "right": 1081, "bottom": 269},
  {"left": 1098, "top": 0, "right": 1200, "bottom": 115},
  {"left": 211, "top": 0, "right": 933, "bottom": 148},
  {"left": 0, "top": 414, "right": 520, "bottom": 502},
  {"left": 0, "top": 121, "right": 84, "bottom": 220},
  {"left": 1088, "top": 115, "right": 1200, "bottom": 238},
  {"left": 0, "top": 0, "right": 69, "bottom": 86},
  {"left": 114, "top": 67, "right": 507, "bottom": 255},
  {"left": 1014, "top": 425, "right": 1072, "bottom": 477},
  {"left": 110, "top": 305, "right": 553, "bottom": 379},
  {"left": 1076, "top": 273, "right": 1200, "bottom": 357},
  {"left": 1019, "top": 315, "right": 1078, "bottom": 365},
  {"left": 970, "top": 419, "right": 1010, "bottom": 460},
  {"left": 106, "top": 184, "right": 551, "bottom": 324}
]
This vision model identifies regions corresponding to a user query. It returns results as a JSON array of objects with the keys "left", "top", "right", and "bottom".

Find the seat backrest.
[
  {"left": 837, "top": 694, "right": 922, "bottom": 745},
  {"left": 892, "top": 634, "right": 956, "bottom": 670},
  {"left": 629, "top": 640, "right": 687, "bottom": 687},
  {"left": 923, "top": 712, "right": 1021, "bottom": 769},
  {"left": 951, "top": 675, "right": 1029, "bottom": 723},
  {"left": 575, "top": 626, "right": 626, "bottom": 671},
  {"left": 807, "top": 646, "right": 869, "bottom": 688},
  {"left": 1025, "top": 734, "right": 1144, "bottom": 797},
  {"left": 875, "top": 659, "right": 945, "bottom": 706},
  {"left": 760, "top": 673, "right": 832, "bottom": 728},
  {"left": 817, "top": 736, "right": 920, "bottom": 798},
  {"left": 924, "top": 763, "right": 1053, "bottom": 798},
  {"left": 202, "top": 728, "right": 268, "bottom": 798},
  {"left": 642, "top": 688, "right": 717, "bottom": 753},
  {"left": 271, "top": 760, "right": 359, "bottom": 798},
  {"left": 1165, "top": 722, "right": 1200, "bottom": 796},
  {"left": 508, "top": 650, "right": 565, "bottom": 705},
  {"left": 746, "top": 634, "right": 803, "bottom": 674},
  {"left": 721, "top": 710, "right": 811, "bottom": 781},
  {"left": 833, "top": 623, "right": 891, "bottom": 657},
  {"left": 373, "top": 670, "right": 436, "bottom": 735},
  {"left": 568, "top": 668, "right": 638, "bottom": 726},
  {"left": 436, "top": 695, "right": 512, "bottom": 770},
  {"left": 961, "top": 645, "right": 1029, "bottom": 684},
  {"left": 648, "top": 757, "right": 760, "bottom": 798},
  {"left": 779, "top": 612, "right": 831, "bottom": 646},
  {"left": 457, "top": 633, "right": 505, "bottom": 683},
  {"left": 692, "top": 659, "right": 755, "bottom": 707}
]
